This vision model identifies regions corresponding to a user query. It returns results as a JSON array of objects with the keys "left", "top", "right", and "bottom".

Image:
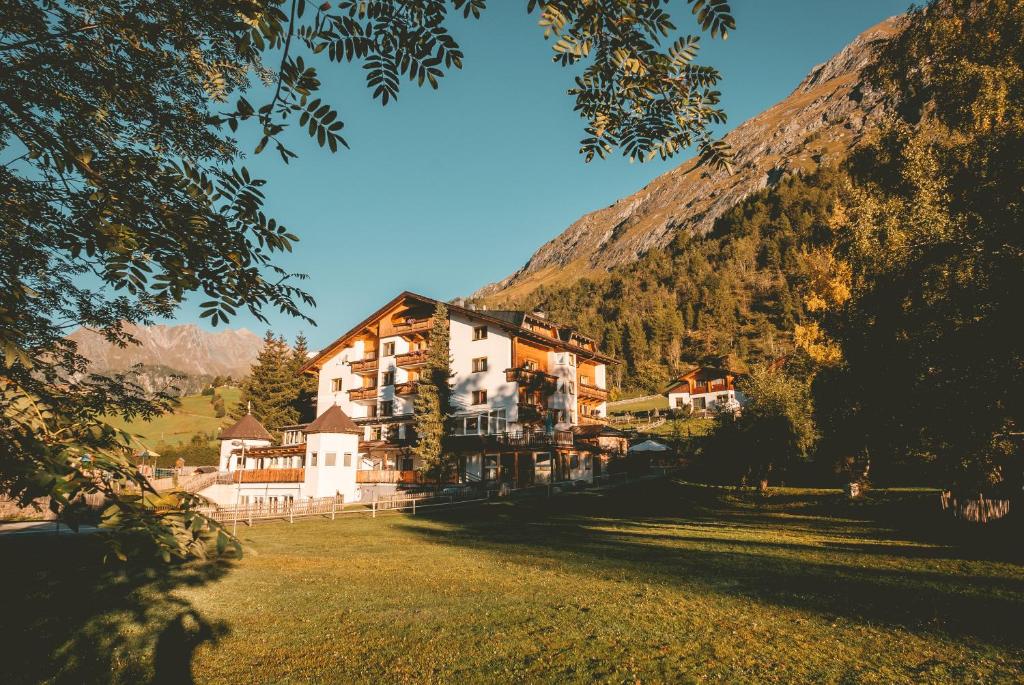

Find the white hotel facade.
[{"left": 206, "top": 292, "right": 624, "bottom": 507}]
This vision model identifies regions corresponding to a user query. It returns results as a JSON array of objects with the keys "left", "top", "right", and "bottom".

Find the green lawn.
[
  {"left": 607, "top": 394, "right": 669, "bottom": 414},
  {"left": 105, "top": 386, "right": 242, "bottom": 449},
  {"left": 3, "top": 480, "right": 1022, "bottom": 683}
]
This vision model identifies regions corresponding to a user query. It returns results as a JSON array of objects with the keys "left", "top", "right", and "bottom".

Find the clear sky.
[{"left": 173, "top": 0, "right": 909, "bottom": 349}]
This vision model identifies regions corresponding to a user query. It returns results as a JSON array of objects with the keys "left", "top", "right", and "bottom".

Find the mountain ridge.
[
  {"left": 68, "top": 322, "right": 263, "bottom": 383},
  {"left": 473, "top": 16, "right": 902, "bottom": 304}
]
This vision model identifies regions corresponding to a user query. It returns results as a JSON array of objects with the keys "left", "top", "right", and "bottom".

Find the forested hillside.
[{"left": 496, "top": 169, "right": 843, "bottom": 393}]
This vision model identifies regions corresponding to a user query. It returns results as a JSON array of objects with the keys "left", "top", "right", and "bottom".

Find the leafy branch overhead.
[
  {"left": 0, "top": 0, "right": 734, "bottom": 560},
  {"left": 223, "top": 0, "right": 736, "bottom": 169}
]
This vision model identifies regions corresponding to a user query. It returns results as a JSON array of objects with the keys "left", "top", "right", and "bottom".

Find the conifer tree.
[
  {"left": 289, "top": 334, "right": 318, "bottom": 424},
  {"left": 413, "top": 303, "right": 453, "bottom": 482},
  {"left": 235, "top": 332, "right": 297, "bottom": 435}
]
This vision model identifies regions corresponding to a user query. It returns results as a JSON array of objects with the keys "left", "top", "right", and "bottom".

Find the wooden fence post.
[
  {"left": 331, "top": 497, "right": 337, "bottom": 520},
  {"left": 372, "top": 500, "right": 376, "bottom": 518},
  {"left": 412, "top": 497, "right": 416, "bottom": 516},
  {"left": 289, "top": 501, "right": 294, "bottom": 524}
]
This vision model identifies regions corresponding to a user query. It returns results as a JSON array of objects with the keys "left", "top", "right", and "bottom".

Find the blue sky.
[{"left": 176, "top": 0, "right": 909, "bottom": 349}]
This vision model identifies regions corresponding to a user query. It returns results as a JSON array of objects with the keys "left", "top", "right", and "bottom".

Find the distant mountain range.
[
  {"left": 68, "top": 323, "right": 263, "bottom": 394},
  {"left": 473, "top": 17, "right": 900, "bottom": 304}
]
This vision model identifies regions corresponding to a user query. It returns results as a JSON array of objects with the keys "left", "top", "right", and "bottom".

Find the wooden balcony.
[
  {"left": 392, "top": 318, "right": 432, "bottom": 336},
  {"left": 517, "top": 401, "right": 547, "bottom": 424},
  {"left": 395, "top": 349, "right": 428, "bottom": 367},
  {"left": 350, "top": 354, "right": 378, "bottom": 373},
  {"left": 395, "top": 381, "right": 419, "bottom": 396},
  {"left": 348, "top": 386, "right": 378, "bottom": 401},
  {"left": 577, "top": 414, "right": 608, "bottom": 426},
  {"left": 506, "top": 366, "right": 558, "bottom": 392},
  {"left": 577, "top": 381, "right": 609, "bottom": 401},
  {"left": 356, "top": 469, "right": 421, "bottom": 484},
  {"left": 229, "top": 468, "right": 305, "bottom": 483},
  {"left": 496, "top": 429, "right": 575, "bottom": 449}
]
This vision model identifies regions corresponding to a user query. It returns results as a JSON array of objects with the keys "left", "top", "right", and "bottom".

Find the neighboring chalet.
[
  {"left": 665, "top": 367, "right": 746, "bottom": 415},
  {"left": 202, "top": 292, "right": 625, "bottom": 507}
]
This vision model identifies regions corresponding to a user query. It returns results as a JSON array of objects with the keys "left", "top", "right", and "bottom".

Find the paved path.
[{"left": 0, "top": 521, "right": 100, "bottom": 537}]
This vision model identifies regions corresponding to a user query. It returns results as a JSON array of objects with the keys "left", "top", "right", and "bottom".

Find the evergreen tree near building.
[
  {"left": 235, "top": 331, "right": 297, "bottom": 436},
  {"left": 288, "top": 334, "right": 318, "bottom": 424},
  {"left": 413, "top": 303, "right": 454, "bottom": 482}
]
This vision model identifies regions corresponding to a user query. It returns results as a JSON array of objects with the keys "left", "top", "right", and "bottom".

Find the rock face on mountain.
[
  {"left": 68, "top": 323, "right": 263, "bottom": 380},
  {"left": 474, "top": 17, "right": 901, "bottom": 303}
]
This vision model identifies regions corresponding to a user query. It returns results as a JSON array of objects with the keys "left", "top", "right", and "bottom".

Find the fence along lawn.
[{"left": 1, "top": 480, "right": 1022, "bottom": 684}]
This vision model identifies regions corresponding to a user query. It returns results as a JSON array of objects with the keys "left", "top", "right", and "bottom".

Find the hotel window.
[
  {"left": 381, "top": 400, "right": 394, "bottom": 417},
  {"left": 473, "top": 325, "right": 487, "bottom": 340},
  {"left": 523, "top": 359, "right": 538, "bottom": 371},
  {"left": 675, "top": 397, "right": 686, "bottom": 409},
  {"left": 369, "top": 426, "right": 382, "bottom": 441},
  {"left": 465, "top": 416, "right": 480, "bottom": 435},
  {"left": 331, "top": 377, "right": 343, "bottom": 392},
  {"left": 472, "top": 357, "right": 488, "bottom": 373},
  {"left": 310, "top": 452, "right": 318, "bottom": 467},
  {"left": 325, "top": 453, "right": 336, "bottom": 466},
  {"left": 381, "top": 370, "right": 395, "bottom": 386},
  {"left": 489, "top": 409, "right": 507, "bottom": 434},
  {"left": 366, "top": 405, "right": 378, "bottom": 418},
  {"left": 382, "top": 341, "right": 395, "bottom": 356},
  {"left": 472, "top": 390, "right": 487, "bottom": 405},
  {"left": 579, "top": 375, "right": 590, "bottom": 385},
  {"left": 343, "top": 453, "right": 352, "bottom": 467}
]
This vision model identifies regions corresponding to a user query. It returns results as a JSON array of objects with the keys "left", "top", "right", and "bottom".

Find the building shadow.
[
  {"left": 0, "top": 534, "right": 234, "bottom": 685},
  {"left": 398, "top": 478, "right": 1024, "bottom": 649}
]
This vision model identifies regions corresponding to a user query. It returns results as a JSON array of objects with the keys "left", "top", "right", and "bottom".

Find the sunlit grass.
[{"left": 3, "top": 480, "right": 1021, "bottom": 684}]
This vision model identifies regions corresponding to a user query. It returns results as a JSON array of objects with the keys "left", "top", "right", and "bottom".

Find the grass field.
[
  {"left": 607, "top": 394, "right": 669, "bottom": 414},
  {"left": 3, "top": 480, "right": 1022, "bottom": 684},
  {"left": 105, "top": 386, "right": 242, "bottom": 449}
]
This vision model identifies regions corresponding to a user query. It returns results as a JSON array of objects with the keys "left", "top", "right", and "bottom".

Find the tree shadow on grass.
[
  {"left": 0, "top": 534, "right": 234, "bottom": 685},
  {"left": 401, "top": 479, "right": 1024, "bottom": 650}
]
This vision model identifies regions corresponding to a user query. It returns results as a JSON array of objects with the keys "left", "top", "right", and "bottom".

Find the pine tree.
[
  {"left": 413, "top": 303, "right": 453, "bottom": 481},
  {"left": 235, "top": 331, "right": 297, "bottom": 436},
  {"left": 288, "top": 333, "right": 319, "bottom": 423}
]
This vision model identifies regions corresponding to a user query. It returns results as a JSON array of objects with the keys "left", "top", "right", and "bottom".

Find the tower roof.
[
  {"left": 219, "top": 413, "right": 273, "bottom": 441},
  {"left": 304, "top": 404, "right": 362, "bottom": 435}
]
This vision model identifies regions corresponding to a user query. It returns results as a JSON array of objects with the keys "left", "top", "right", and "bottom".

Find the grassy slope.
[
  {"left": 105, "top": 386, "right": 242, "bottom": 449},
  {"left": 3, "top": 480, "right": 1022, "bottom": 684},
  {"left": 607, "top": 394, "right": 669, "bottom": 413}
]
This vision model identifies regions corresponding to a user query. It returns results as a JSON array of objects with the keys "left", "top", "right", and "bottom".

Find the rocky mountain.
[
  {"left": 68, "top": 323, "right": 263, "bottom": 392},
  {"left": 474, "top": 17, "right": 901, "bottom": 304}
]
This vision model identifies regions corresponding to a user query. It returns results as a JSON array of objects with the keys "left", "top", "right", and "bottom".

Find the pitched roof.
[
  {"left": 304, "top": 404, "right": 362, "bottom": 435},
  {"left": 219, "top": 414, "right": 273, "bottom": 441},
  {"left": 301, "top": 291, "right": 618, "bottom": 372},
  {"left": 573, "top": 424, "right": 627, "bottom": 439}
]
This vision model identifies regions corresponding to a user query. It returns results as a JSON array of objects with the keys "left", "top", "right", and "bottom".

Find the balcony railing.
[
  {"left": 350, "top": 354, "right": 378, "bottom": 373},
  {"left": 395, "top": 381, "right": 419, "bottom": 396},
  {"left": 577, "top": 381, "right": 609, "bottom": 400},
  {"left": 517, "top": 401, "right": 548, "bottom": 423},
  {"left": 577, "top": 414, "right": 608, "bottom": 426},
  {"left": 356, "top": 469, "right": 421, "bottom": 484},
  {"left": 221, "top": 468, "right": 305, "bottom": 484},
  {"left": 392, "top": 318, "right": 432, "bottom": 336},
  {"left": 348, "top": 386, "right": 378, "bottom": 401},
  {"left": 395, "top": 349, "right": 428, "bottom": 367},
  {"left": 496, "top": 429, "right": 575, "bottom": 449},
  {"left": 505, "top": 366, "right": 558, "bottom": 392}
]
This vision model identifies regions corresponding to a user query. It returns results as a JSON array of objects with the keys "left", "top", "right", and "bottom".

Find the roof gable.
[
  {"left": 219, "top": 414, "right": 273, "bottom": 441},
  {"left": 305, "top": 404, "right": 362, "bottom": 435}
]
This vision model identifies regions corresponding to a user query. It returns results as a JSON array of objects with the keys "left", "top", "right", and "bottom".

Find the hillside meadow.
[
  {"left": 105, "top": 386, "right": 241, "bottom": 450},
  {"left": 2, "top": 479, "right": 1021, "bottom": 684}
]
